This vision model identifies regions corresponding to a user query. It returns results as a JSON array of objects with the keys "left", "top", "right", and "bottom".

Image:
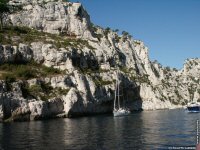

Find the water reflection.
[
  {"left": 0, "top": 120, "right": 69, "bottom": 149},
  {"left": 0, "top": 109, "right": 199, "bottom": 149},
  {"left": 140, "top": 110, "right": 198, "bottom": 149}
]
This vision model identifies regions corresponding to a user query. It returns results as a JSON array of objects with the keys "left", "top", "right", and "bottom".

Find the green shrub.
[
  {"left": 28, "top": 84, "right": 43, "bottom": 94},
  {"left": 24, "top": 83, "right": 53, "bottom": 100},
  {"left": 122, "top": 31, "right": 129, "bottom": 36},
  {"left": 0, "top": 62, "right": 64, "bottom": 81},
  {"left": 42, "top": 66, "right": 61, "bottom": 74},
  {"left": 16, "top": 67, "right": 37, "bottom": 79},
  {"left": 1, "top": 73, "right": 16, "bottom": 82},
  {"left": 23, "top": 35, "right": 35, "bottom": 42},
  {"left": 13, "top": 26, "right": 30, "bottom": 34},
  {"left": 120, "top": 66, "right": 129, "bottom": 73},
  {"left": 0, "top": 34, "right": 3, "bottom": 43},
  {"left": 100, "top": 80, "right": 113, "bottom": 85},
  {"left": 115, "top": 36, "right": 121, "bottom": 42},
  {"left": 1, "top": 26, "right": 95, "bottom": 50},
  {"left": 93, "top": 77, "right": 113, "bottom": 86},
  {"left": 0, "top": 63, "right": 12, "bottom": 71},
  {"left": 56, "top": 87, "right": 70, "bottom": 95},
  {"left": 40, "top": 82, "right": 53, "bottom": 93},
  {"left": 22, "top": 83, "right": 69, "bottom": 101}
]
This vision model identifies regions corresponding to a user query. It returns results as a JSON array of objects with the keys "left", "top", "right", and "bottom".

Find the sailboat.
[{"left": 113, "top": 70, "right": 131, "bottom": 117}]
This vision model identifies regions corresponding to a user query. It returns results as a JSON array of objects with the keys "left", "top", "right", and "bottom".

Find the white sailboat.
[{"left": 113, "top": 70, "right": 131, "bottom": 117}]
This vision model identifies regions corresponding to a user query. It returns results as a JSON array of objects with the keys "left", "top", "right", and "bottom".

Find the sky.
[{"left": 71, "top": 0, "right": 200, "bottom": 69}]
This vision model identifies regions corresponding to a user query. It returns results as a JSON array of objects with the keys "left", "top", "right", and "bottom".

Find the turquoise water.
[{"left": 0, "top": 109, "right": 199, "bottom": 149}]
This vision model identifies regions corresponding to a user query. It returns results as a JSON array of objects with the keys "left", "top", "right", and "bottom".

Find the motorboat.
[{"left": 187, "top": 102, "right": 200, "bottom": 112}]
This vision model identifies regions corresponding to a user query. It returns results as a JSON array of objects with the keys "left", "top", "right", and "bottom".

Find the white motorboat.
[{"left": 187, "top": 102, "right": 200, "bottom": 112}]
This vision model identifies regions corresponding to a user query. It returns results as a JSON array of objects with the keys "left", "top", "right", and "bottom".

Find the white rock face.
[
  {"left": 63, "top": 88, "right": 80, "bottom": 116},
  {"left": 29, "top": 98, "right": 63, "bottom": 120},
  {"left": 9, "top": 1, "right": 94, "bottom": 39},
  {"left": 0, "top": 44, "right": 33, "bottom": 63},
  {"left": 0, "top": 1, "right": 199, "bottom": 121}
]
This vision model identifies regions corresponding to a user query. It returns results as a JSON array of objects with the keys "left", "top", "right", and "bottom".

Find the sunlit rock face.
[
  {"left": 0, "top": 1, "right": 199, "bottom": 121},
  {"left": 9, "top": 0, "right": 93, "bottom": 39}
]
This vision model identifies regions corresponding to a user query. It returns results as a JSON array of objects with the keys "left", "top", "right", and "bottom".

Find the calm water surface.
[{"left": 0, "top": 109, "right": 199, "bottom": 150}]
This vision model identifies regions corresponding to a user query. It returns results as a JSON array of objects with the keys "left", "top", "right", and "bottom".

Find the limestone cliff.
[{"left": 0, "top": 0, "right": 199, "bottom": 122}]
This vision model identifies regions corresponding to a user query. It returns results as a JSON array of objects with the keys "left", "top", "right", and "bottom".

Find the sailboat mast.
[
  {"left": 117, "top": 69, "right": 120, "bottom": 109},
  {"left": 114, "top": 74, "right": 117, "bottom": 110},
  {"left": 122, "top": 83, "right": 125, "bottom": 109}
]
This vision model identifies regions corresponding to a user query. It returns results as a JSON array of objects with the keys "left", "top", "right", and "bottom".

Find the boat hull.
[
  {"left": 113, "top": 110, "right": 131, "bottom": 117},
  {"left": 187, "top": 106, "right": 200, "bottom": 112}
]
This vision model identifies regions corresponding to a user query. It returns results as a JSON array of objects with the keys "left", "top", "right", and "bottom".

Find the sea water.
[{"left": 0, "top": 109, "right": 199, "bottom": 149}]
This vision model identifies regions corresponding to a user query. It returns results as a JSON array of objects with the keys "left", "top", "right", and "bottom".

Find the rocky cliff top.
[
  {"left": 8, "top": 0, "right": 93, "bottom": 39},
  {"left": 9, "top": 0, "right": 60, "bottom": 5}
]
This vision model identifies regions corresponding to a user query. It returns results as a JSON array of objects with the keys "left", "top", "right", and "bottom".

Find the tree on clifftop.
[{"left": 0, "top": 0, "right": 10, "bottom": 30}]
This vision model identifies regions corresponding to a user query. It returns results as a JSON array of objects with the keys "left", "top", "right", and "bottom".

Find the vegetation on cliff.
[
  {"left": 0, "top": 61, "right": 63, "bottom": 81},
  {"left": 0, "top": 26, "right": 95, "bottom": 50}
]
